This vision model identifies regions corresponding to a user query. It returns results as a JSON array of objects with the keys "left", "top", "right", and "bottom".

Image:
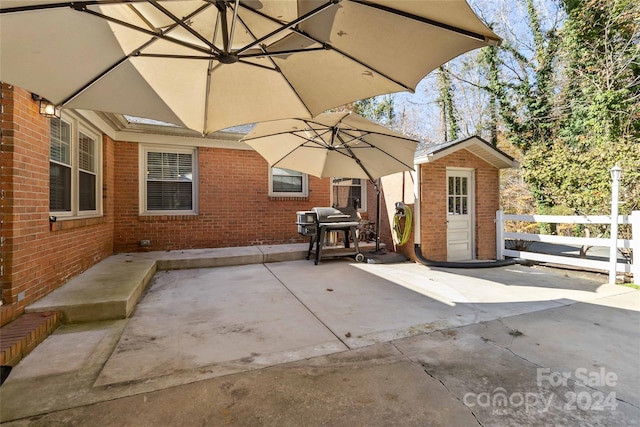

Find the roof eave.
[{"left": 414, "top": 136, "right": 517, "bottom": 169}]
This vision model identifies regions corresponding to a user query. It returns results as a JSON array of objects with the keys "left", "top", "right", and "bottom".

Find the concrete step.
[
  {"left": 23, "top": 243, "right": 382, "bottom": 324},
  {"left": 26, "top": 257, "right": 157, "bottom": 323},
  {"left": 133, "top": 244, "right": 309, "bottom": 270}
]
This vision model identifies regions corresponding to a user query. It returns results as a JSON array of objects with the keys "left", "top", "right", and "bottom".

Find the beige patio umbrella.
[
  {"left": 0, "top": 0, "right": 500, "bottom": 134},
  {"left": 242, "top": 111, "right": 419, "bottom": 252}
]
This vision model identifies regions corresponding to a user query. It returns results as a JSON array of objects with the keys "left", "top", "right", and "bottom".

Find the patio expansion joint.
[
  {"left": 262, "top": 263, "right": 351, "bottom": 350},
  {"left": 389, "top": 340, "right": 484, "bottom": 427},
  {"left": 489, "top": 320, "right": 640, "bottom": 412},
  {"left": 468, "top": 318, "right": 547, "bottom": 371}
]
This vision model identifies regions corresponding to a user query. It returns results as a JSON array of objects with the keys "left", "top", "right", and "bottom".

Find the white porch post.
[
  {"left": 609, "top": 166, "right": 622, "bottom": 284},
  {"left": 496, "top": 209, "right": 504, "bottom": 260},
  {"left": 631, "top": 210, "right": 640, "bottom": 284}
]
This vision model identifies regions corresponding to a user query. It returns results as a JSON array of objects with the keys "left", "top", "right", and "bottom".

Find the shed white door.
[{"left": 446, "top": 169, "right": 474, "bottom": 261}]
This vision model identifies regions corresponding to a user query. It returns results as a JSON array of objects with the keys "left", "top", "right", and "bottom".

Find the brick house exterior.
[
  {"left": 1, "top": 85, "right": 510, "bottom": 327},
  {"left": 111, "top": 143, "right": 331, "bottom": 253},
  {"left": 1, "top": 86, "right": 116, "bottom": 325},
  {"left": 1, "top": 85, "right": 338, "bottom": 325}
]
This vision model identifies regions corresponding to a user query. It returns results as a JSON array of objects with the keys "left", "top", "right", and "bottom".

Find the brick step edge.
[{"left": 0, "top": 312, "right": 61, "bottom": 369}]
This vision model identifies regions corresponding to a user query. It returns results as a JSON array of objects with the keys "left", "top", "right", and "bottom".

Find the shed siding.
[{"left": 418, "top": 149, "right": 499, "bottom": 262}]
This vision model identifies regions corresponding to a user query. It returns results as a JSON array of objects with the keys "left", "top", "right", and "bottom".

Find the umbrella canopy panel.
[
  {"left": 0, "top": 0, "right": 500, "bottom": 134},
  {"left": 243, "top": 111, "right": 419, "bottom": 254},
  {"left": 242, "top": 112, "right": 418, "bottom": 180}
]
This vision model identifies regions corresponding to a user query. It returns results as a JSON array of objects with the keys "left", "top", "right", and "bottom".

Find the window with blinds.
[
  {"left": 79, "top": 132, "right": 96, "bottom": 211},
  {"left": 49, "top": 116, "right": 101, "bottom": 216},
  {"left": 50, "top": 118, "right": 72, "bottom": 212},
  {"left": 270, "top": 167, "right": 307, "bottom": 196},
  {"left": 145, "top": 149, "right": 195, "bottom": 212}
]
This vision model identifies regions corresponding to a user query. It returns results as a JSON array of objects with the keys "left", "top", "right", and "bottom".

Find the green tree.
[
  {"left": 344, "top": 95, "right": 395, "bottom": 127},
  {"left": 559, "top": 0, "right": 640, "bottom": 147},
  {"left": 490, "top": 0, "right": 561, "bottom": 153},
  {"left": 437, "top": 65, "right": 460, "bottom": 141},
  {"left": 523, "top": 0, "right": 640, "bottom": 217}
]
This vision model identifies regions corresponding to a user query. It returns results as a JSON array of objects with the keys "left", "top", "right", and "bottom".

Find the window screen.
[
  {"left": 146, "top": 151, "right": 193, "bottom": 211},
  {"left": 79, "top": 132, "right": 97, "bottom": 211},
  {"left": 272, "top": 168, "right": 303, "bottom": 193},
  {"left": 50, "top": 118, "right": 72, "bottom": 212}
]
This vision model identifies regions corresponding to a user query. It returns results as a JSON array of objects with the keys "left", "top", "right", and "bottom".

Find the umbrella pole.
[{"left": 371, "top": 178, "right": 385, "bottom": 254}]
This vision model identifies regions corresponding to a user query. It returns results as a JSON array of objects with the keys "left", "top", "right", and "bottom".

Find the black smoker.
[{"left": 297, "top": 207, "right": 363, "bottom": 265}]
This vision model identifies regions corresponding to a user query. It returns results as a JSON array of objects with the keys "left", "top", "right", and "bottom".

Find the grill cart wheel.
[{"left": 355, "top": 253, "right": 366, "bottom": 263}]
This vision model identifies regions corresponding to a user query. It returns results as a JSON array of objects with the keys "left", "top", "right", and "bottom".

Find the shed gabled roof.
[{"left": 414, "top": 136, "right": 517, "bottom": 169}]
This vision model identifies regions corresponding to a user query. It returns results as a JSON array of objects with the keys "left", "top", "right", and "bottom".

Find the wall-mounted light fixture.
[{"left": 31, "top": 93, "right": 61, "bottom": 119}]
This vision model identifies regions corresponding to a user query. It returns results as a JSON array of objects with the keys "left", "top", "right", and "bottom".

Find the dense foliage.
[{"left": 492, "top": 0, "right": 639, "bottom": 216}]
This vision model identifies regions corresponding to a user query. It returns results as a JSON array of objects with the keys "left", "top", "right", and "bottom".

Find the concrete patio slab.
[
  {"left": 393, "top": 325, "right": 640, "bottom": 426},
  {"left": 95, "top": 264, "right": 346, "bottom": 386},
  {"left": 1, "top": 256, "right": 638, "bottom": 425},
  {"left": 463, "top": 291, "right": 640, "bottom": 407}
]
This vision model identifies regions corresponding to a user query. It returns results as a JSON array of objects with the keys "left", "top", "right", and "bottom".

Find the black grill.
[{"left": 297, "top": 207, "right": 363, "bottom": 265}]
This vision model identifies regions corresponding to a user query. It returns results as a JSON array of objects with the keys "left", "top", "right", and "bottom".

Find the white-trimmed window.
[
  {"left": 331, "top": 178, "right": 366, "bottom": 211},
  {"left": 270, "top": 167, "right": 308, "bottom": 197},
  {"left": 49, "top": 115, "right": 102, "bottom": 217},
  {"left": 140, "top": 145, "right": 198, "bottom": 214}
]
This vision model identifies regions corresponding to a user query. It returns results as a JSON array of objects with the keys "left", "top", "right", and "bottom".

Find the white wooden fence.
[{"left": 496, "top": 210, "right": 640, "bottom": 282}]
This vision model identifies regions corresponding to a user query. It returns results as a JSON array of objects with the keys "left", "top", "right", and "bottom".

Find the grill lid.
[{"left": 312, "top": 207, "right": 359, "bottom": 223}]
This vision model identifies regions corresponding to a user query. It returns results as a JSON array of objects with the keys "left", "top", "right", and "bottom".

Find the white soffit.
[{"left": 414, "top": 136, "right": 517, "bottom": 169}]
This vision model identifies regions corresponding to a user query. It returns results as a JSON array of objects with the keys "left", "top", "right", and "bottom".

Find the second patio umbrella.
[
  {"left": 242, "top": 112, "right": 419, "bottom": 252},
  {"left": 0, "top": 0, "right": 500, "bottom": 134}
]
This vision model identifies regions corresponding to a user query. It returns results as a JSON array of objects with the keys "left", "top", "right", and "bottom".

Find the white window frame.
[
  {"left": 331, "top": 177, "right": 367, "bottom": 212},
  {"left": 269, "top": 167, "right": 309, "bottom": 197},
  {"left": 139, "top": 145, "right": 198, "bottom": 215},
  {"left": 49, "top": 112, "right": 103, "bottom": 219}
]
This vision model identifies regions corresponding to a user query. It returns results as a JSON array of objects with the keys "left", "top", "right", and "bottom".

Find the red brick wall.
[
  {"left": 419, "top": 160, "right": 448, "bottom": 261},
  {"left": 113, "top": 142, "right": 331, "bottom": 252},
  {"left": 418, "top": 149, "right": 499, "bottom": 261},
  {"left": 0, "top": 85, "right": 114, "bottom": 326}
]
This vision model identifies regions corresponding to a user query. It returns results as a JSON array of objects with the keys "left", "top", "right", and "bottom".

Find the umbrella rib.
[
  {"left": 269, "top": 25, "right": 413, "bottom": 93},
  {"left": 270, "top": 134, "right": 332, "bottom": 169},
  {"left": 234, "top": 0, "right": 339, "bottom": 55},
  {"left": 323, "top": 44, "right": 413, "bottom": 92},
  {"left": 0, "top": 0, "right": 148, "bottom": 14},
  {"left": 147, "top": 0, "right": 222, "bottom": 54},
  {"left": 300, "top": 120, "right": 338, "bottom": 146},
  {"left": 136, "top": 53, "right": 214, "bottom": 60},
  {"left": 59, "top": 3, "right": 211, "bottom": 107},
  {"left": 240, "top": 47, "right": 328, "bottom": 59},
  {"left": 350, "top": 0, "right": 501, "bottom": 45},
  {"left": 60, "top": 55, "right": 130, "bottom": 107},
  {"left": 338, "top": 130, "right": 417, "bottom": 171},
  {"left": 232, "top": 15, "right": 314, "bottom": 118},
  {"left": 337, "top": 131, "right": 417, "bottom": 171},
  {"left": 269, "top": 141, "right": 308, "bottom": 169},
  {"left": 228, "top": 0, "right": 240, "bottom": 50},
  {"left": 335, "top": 134, "right": 376, "bottom": 183},
  {"left": 214, "top": 0, "right": 232, "bottom": 53},
  {"left": 340, "top": 128, "right": 419, "bottom": 143},
  {"left": 78, "top": 4, "right": 215, "bottom": 56},
  {"left": 235, "top": 59, "right": 279, "bottom": 72}
]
